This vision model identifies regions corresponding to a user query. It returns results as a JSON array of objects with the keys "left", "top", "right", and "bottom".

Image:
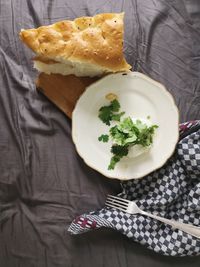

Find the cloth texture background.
[{"left": 0, "top": 0, "right": 200, "bottom": 266}]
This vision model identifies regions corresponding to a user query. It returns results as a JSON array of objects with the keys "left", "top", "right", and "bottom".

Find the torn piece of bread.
[{"left": 19, "top": 13, "right": 131, "bottom": 77}]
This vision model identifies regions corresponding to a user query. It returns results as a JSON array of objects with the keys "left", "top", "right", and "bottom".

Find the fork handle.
[{"left": 140, "top": 210, "right": 200, "bottom": 239}]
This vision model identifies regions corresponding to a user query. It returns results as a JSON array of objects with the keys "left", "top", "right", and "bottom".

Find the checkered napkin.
[{"left": 68, "top": 121, "right": 200, "bottom": 256}]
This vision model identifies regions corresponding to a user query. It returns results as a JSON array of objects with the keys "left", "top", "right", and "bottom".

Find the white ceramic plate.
[{"left": 72, "top": 72, "right": 179, "bottom": 180}]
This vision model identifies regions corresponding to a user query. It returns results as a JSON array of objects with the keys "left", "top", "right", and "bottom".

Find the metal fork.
[{"left": 106, "top": 195, "right": 200, "bottom": 239}]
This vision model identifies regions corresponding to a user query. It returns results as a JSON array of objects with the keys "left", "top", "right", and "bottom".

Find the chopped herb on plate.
[
  {"left": 98, "top": 99, "right": 125, "bottom": 126},
  {"left": 107, "top": 117, "right": 158, "bottom": 169},
  {"left": 98, "top": 97, "right": 158, "bottom": 170},
  {"left": 108, "top": 145, "right": 129, "bottom": 170},
  {"left": 98, "top": 134, "right": 109, "bottom": 143},
  {"left": 110, "top": 117, "right": 158, "bottom": 147}
]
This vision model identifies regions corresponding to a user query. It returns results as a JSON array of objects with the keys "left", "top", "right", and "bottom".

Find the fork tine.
[
  {"left": 106, "top": 197, "right": 128, "bottom": 208},
  {"left": 105, "top": 199, "right": 127, "bottom": 210},
  {"left": 107, "top": 194, "right": 129, "bottom": 204},
  {"left": 105, "top": 202, "right": 126, "bottom": 213}
]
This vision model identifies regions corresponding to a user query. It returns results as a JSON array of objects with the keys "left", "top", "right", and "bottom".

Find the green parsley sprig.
[
  {"left": 108, "top": 117, "right": 158, "bottom": 169},
  {"left": 98, "top": 97, "right": 158, "bottom": 170},
  {"left": 98, "top": 134, "right": 109, "bottom": 143},
  {"left": 98, "top": 99, "right": 125, "bottom": 126}
]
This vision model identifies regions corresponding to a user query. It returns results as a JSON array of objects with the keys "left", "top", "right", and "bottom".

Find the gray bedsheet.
[{"left": 0, "top": 0, "right": 200, "bottom": 266}]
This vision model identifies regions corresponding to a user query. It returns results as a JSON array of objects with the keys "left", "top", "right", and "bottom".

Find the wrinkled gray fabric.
[{"left": 0, "top": 0, "right": 200, "bottom": 266}]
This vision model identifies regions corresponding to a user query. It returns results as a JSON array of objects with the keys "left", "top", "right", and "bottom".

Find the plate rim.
[{"left": 72, "top": 71, "right": 180, "bottom": 180}]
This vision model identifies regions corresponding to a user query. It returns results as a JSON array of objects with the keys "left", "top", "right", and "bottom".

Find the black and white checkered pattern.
[{"left": 68, "top": 121, "right": 200, "bottom": 256}]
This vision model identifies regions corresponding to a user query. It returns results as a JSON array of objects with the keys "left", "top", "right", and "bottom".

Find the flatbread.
[{"left": 20, "top": 13, "right": 131, "bottom": 76}]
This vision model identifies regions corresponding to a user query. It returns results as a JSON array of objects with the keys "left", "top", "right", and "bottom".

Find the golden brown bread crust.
[
  {"left": 33, "top": 56, "right": 58, "bottom": 64},
  {"left": 20, "top": 13, "right": 131, "bottom": 72}
]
